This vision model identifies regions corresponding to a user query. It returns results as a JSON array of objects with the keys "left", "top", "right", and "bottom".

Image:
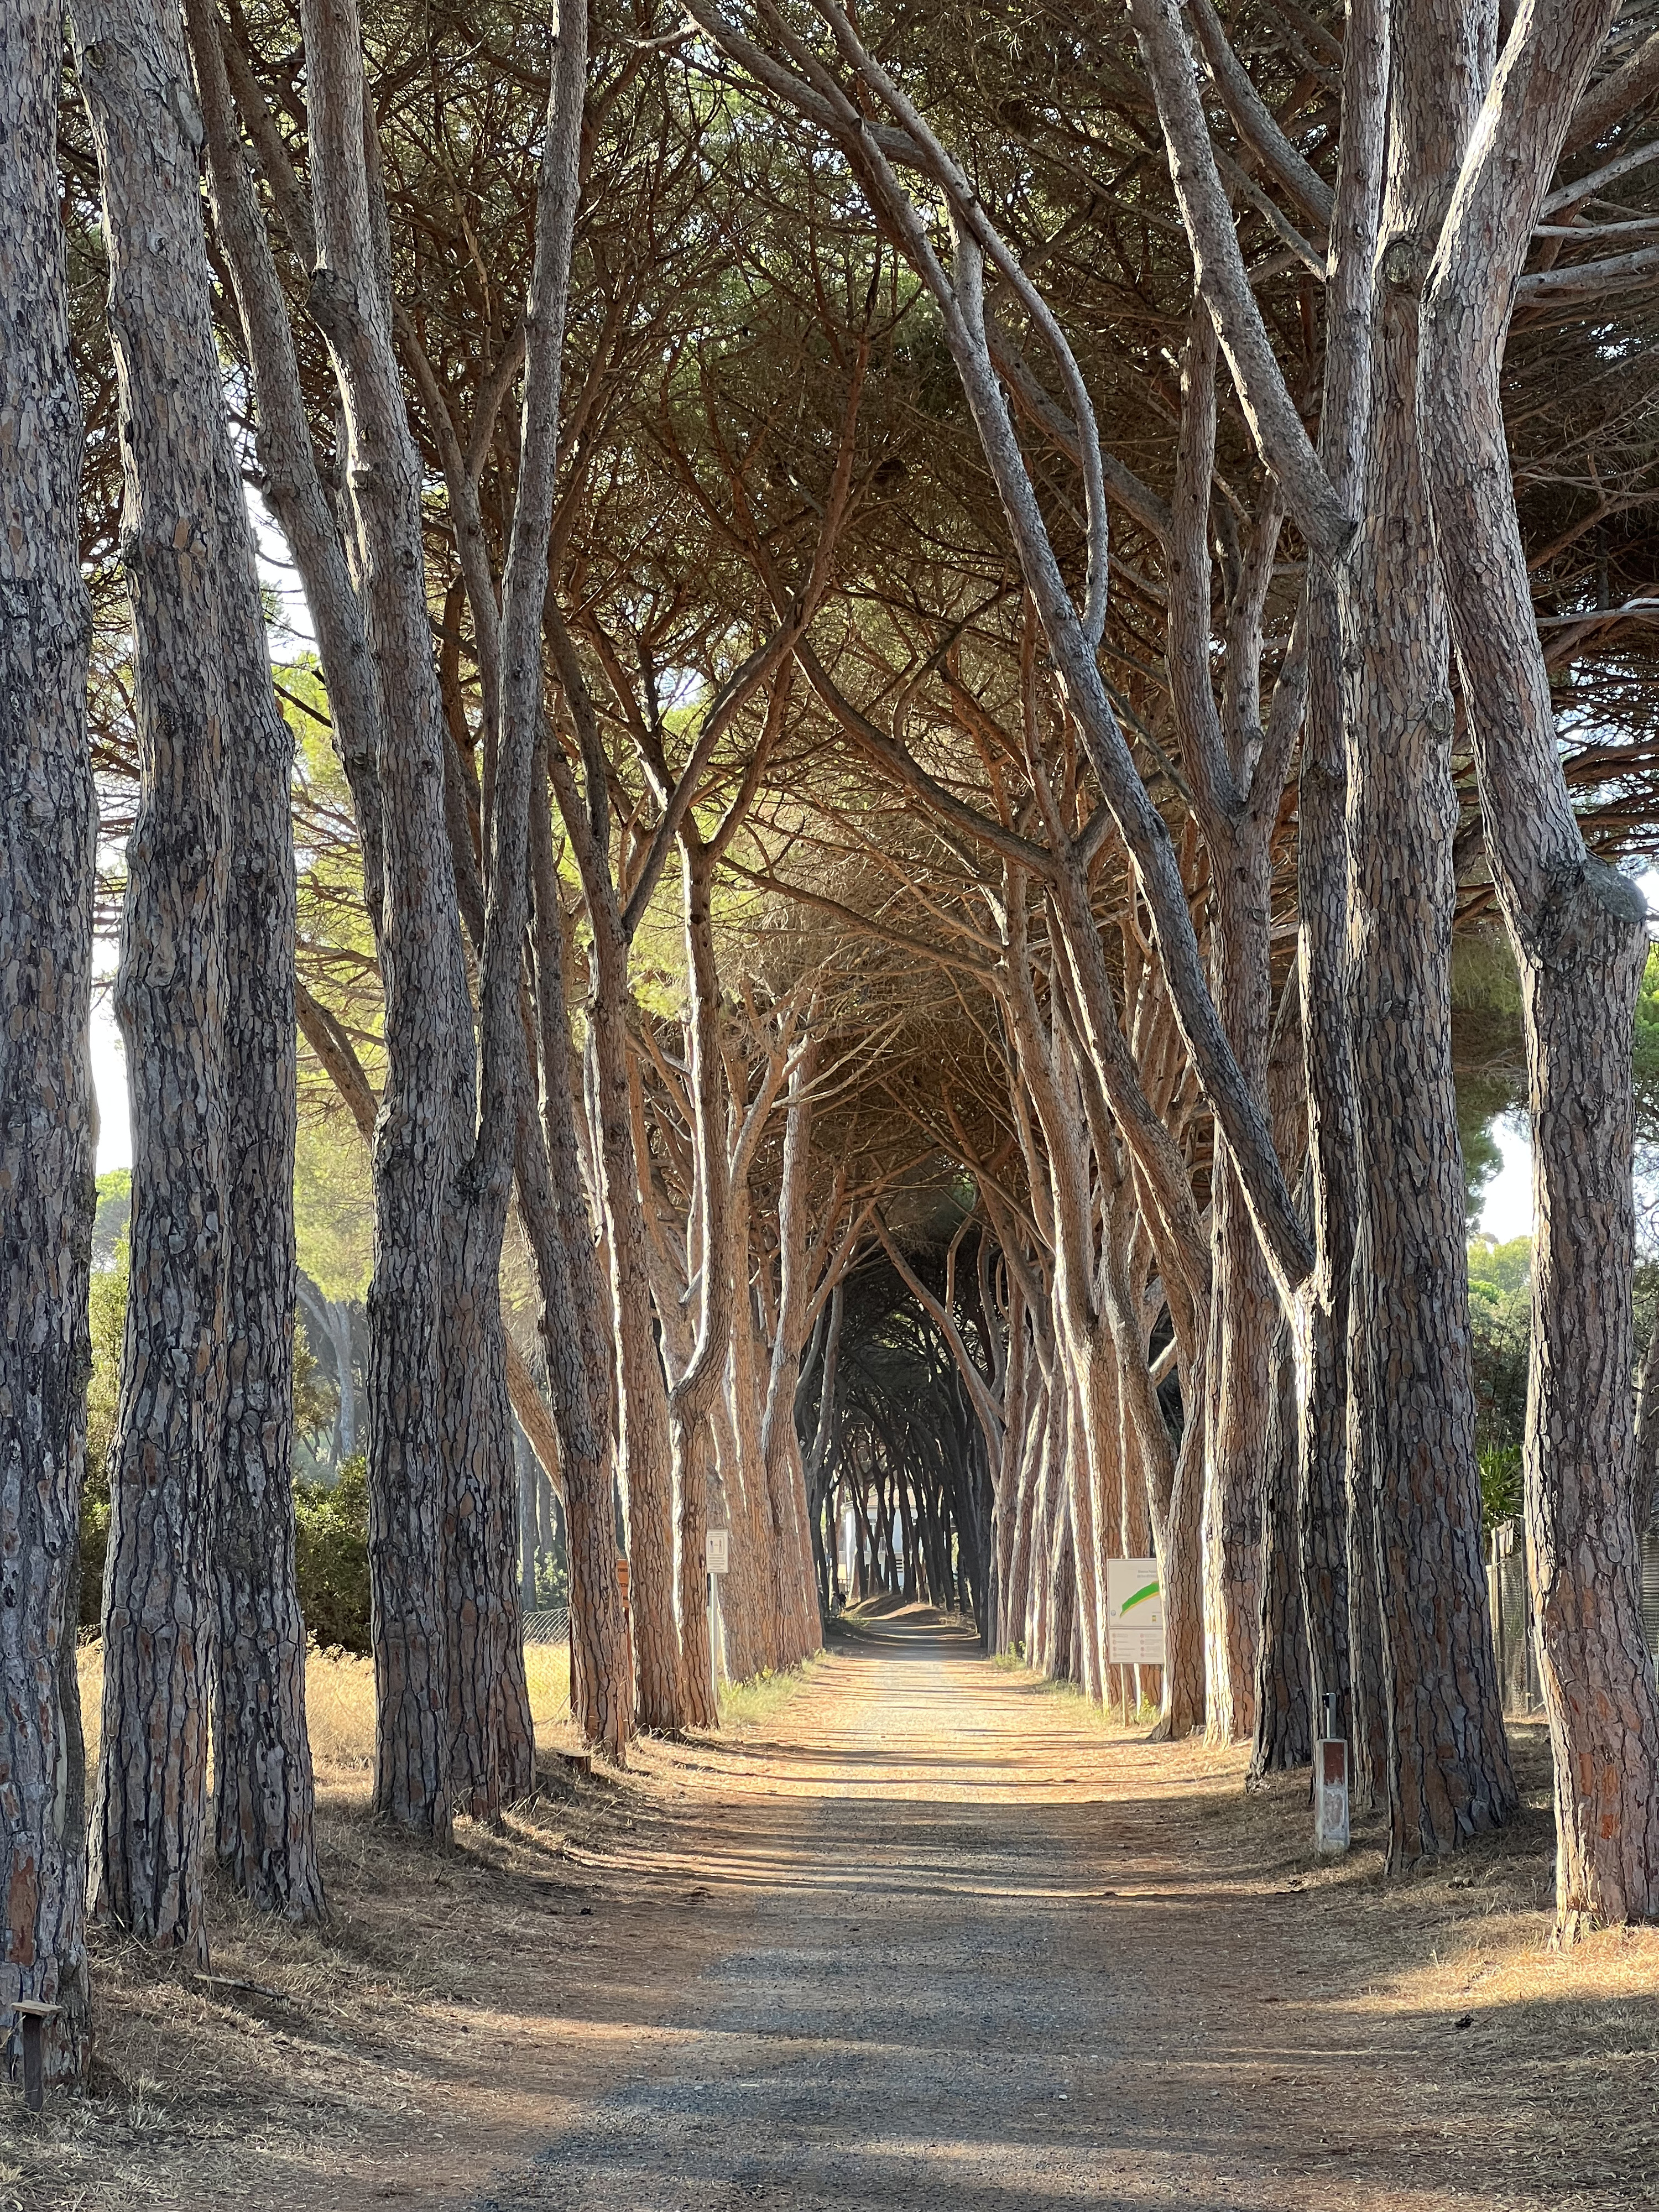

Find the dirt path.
[
  {"left": 468, "top": 1613, "right": 1644, "bottom": 2212},
  {"left": 20, "top": 1611, "right": 1652, "bottom": 2209}
]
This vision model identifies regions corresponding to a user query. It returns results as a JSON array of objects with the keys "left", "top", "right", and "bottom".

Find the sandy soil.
[{"left": 9, "top": 1610, "right": 1658, "bottom": 2210}]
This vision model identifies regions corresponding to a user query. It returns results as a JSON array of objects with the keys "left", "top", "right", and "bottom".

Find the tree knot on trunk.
[
  {"left": 1379, "top": 234, "right": 1429, "bottom": 296},
  {"left": 307, "top": 265, "right": 361, "bottom": 341},
  {"left": 1529, "top": 856, "right": 1648, "bottom": 978}
]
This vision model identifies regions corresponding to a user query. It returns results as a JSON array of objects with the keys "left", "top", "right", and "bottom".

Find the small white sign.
[
  {"left": 705, "top": 1527, "right": 729, "bottom": 1576},
  {"left": 1105, "top": 1557, "right": 1164, "bottom": 1665}
]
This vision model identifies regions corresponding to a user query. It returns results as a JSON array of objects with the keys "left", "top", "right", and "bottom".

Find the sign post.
[
  {"left": 705, "top": 1527, "right": 729, "bottom": 1708},
  {"left": 1105, "top": 1558, "right": 1165, "bottom": 1667},
  {"left": 1314, "top": 1690, "right": 1350, "bottom": 1855}
]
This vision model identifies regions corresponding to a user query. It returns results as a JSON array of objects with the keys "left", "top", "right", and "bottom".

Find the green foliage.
[
  {"left": 533, "top": 1548, "right": 568, "bottom": 1612},
  {"left": 1450, "top": 930, "right": 1526, "bottom": 1222},
  {"left": 80, "top": 1197, "right": 128, "bottom": 1626},
  {"left": 1479, "top": 1444, "right": 1524, "bottom": 1535},
  {"left": 1633, "top": 946, "right": 1659, "bottom": 1146},
  {"left": 91, "top": 1167, "right": 131, "bottom": 1267},
  {"left": 294, "top": 1454, "right": 372, "bottom": 1655},
  {"left": 718, "top": 1653, "right": 823, "bottom": 1728},
  {"left": 1467, "top": 1235, "right": 1531, "bottom": 1460},
  {"left": 294, "top": 1114, "right": 374, "bottom": 1305},
  {"left": 292, "top": 1313, "right": 340, "bottom": 1456},
  {"left": 80, "top": 1213, "right": 349, "bottom": 1637}
]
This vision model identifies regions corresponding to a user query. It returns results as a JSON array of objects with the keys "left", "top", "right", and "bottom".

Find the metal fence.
[
  {"left": 522, "top": 1606, "right": 570, "bottom": 1645},
  {"left": 1486, "top": 1519, "right": 1659, "bottom": 1715}
]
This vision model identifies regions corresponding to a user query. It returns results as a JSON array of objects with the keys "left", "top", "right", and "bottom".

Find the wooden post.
[{"left": 14, "top": 2001, "right": 57, "bottom": 2115}]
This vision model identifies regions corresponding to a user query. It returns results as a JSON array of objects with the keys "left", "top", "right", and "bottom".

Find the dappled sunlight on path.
[{"left": 470, "top": 1612, "right": 1570, "bottom": 2212}]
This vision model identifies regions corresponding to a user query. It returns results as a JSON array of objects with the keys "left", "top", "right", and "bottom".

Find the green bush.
[
  {"left": 1478, "top": 1443, "right": 1524, "bottom": 1536},
  {"left": 294, "top": 1453, "right": 372, "bottom": 1655}
]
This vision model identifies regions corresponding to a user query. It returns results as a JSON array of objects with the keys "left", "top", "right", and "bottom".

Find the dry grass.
[
  {"left": 7, "top": 1639, "right": 591, "bottom": 2212},
  {"left": 76, "top": 1639, "right": 573, "bottom": 1788},
  {"left": 717, "top": 1651, "right": 825, "bottom": 1728}
]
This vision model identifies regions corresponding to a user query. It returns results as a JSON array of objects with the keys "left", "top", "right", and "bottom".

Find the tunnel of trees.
[{"left": 7, "top": 0, "right": 1659, "bottom": 2091}]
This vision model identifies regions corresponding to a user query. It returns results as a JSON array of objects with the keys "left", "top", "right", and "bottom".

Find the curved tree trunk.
[{"left": 0, "top": 0, "right": 96, "bottom": 2075}]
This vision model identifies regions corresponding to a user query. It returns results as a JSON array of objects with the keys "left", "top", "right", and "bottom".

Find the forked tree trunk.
[
  {"left": 71, "top": 0, "right": 235, "bottom": 1953},
  {"left": 0, "top": 0, "right": 97, "bottom": 2075},
  {"left": 1421, "top": 0, "right": 1659, "bottom": 1933}
]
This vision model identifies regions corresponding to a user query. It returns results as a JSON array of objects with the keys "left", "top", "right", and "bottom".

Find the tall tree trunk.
[
  {"left": 1249, "top": 1318, "right": 1312, "bottom": 1776},
  {"left": 0, "top": 0, "right": 96, "bottom": 2074},
  {"left": 210, "top": 430, "right": 323, "bottom": 1922},
  {"left": 452, "top": 7, "right": 593, "bottom": 1798},
  {"left": 72, "top": 0, "right": 236, "bottom": 1953},
  {"left": 1343, "top": 0, "right": 1515, "bottom": 1864},
  {"left": 759, "top": 1044, "right": 827, "bottom": 1664},
  {"left": 1203, "top": 1147, "right": 1271, "bottom": 1740},
  {"left": 1421, "top": 0, "right": 1659, "bottom": 1933},
  {"left": 299, "top": 0, "right": 472, "bottom": 1835},
  {"left": 587, "top": 908, "right": 684, "bottom": 1729},
  {"left": 525, "top": 757, "right": 632, "bottom": 1757},
  {"left": 669, "top": 833, "right": 737, "bottom": 1729}
]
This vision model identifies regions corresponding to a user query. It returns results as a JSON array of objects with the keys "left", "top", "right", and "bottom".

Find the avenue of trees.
[{"left": 4, "top": 0, "right": 1659, "bottom": 2089}]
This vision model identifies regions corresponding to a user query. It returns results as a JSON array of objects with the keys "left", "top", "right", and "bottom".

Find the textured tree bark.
[
  {"left": 1249, "top": 1318, "right": 1313, "bottom": 1777},
  {"left": 0, "top": 0, "right": 96, "bottom": 2076},
  {"left": 208, "top": 399, "right": 324, "bottom": 1925},
  {"left": 1421, "top": 0, "right": 1659, "bottom": 1933},
  {"left": 71, "top": 0, "right": 237, "bottom": 1953},
  {"left": 1297, "top": 592, "right": 1358, "bottom": 1786},
  {"left": 668, "top": 833, "right": 737, "bottom": 1729},
  {"left": 440, "top": 4, "right": 588, "bottom": 1813},
  {"left": 525, "top": 763, "right": 632, "bottom": 1759},
  {"left": 1293, "top": 0, "right": 1385, "bottom": 1795},
  {"left": 1343, "top": 0, "right": 1515, "bottom": 1865},
  {"left": 586, "top": 942, "right": 684, "bottom": 1729},
  {"left": 1203, "top": 1146, "right": 1270, "bottom": 1742},
  {"left": 298, "top": 0, "right": 472, "bottom": 1834},
  {"left": 759, "top": 1046, "right": 830, "bottom": 1665},
  {"left": 728, "top": 1172, "right": 786, "bottom": 1671}
]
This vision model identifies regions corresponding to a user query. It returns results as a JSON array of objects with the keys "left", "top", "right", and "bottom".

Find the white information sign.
[
  {"left": 705, "top": 1526, "right": 729, "bottom": 1576},
  {"left": 1105, "top": 1557, "right": 1165, "bottom": 1666}
]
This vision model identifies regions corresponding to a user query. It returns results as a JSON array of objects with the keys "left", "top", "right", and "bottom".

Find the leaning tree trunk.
[
  {"left": 1421, "top": 0, "right": 1659, "bottom": 1935},
  {"left": 71, "top": 0, "right": 237, "bottom": 1954},
  {"left": 0, "top": 0, "right": 96, "bottom": 2077}
]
